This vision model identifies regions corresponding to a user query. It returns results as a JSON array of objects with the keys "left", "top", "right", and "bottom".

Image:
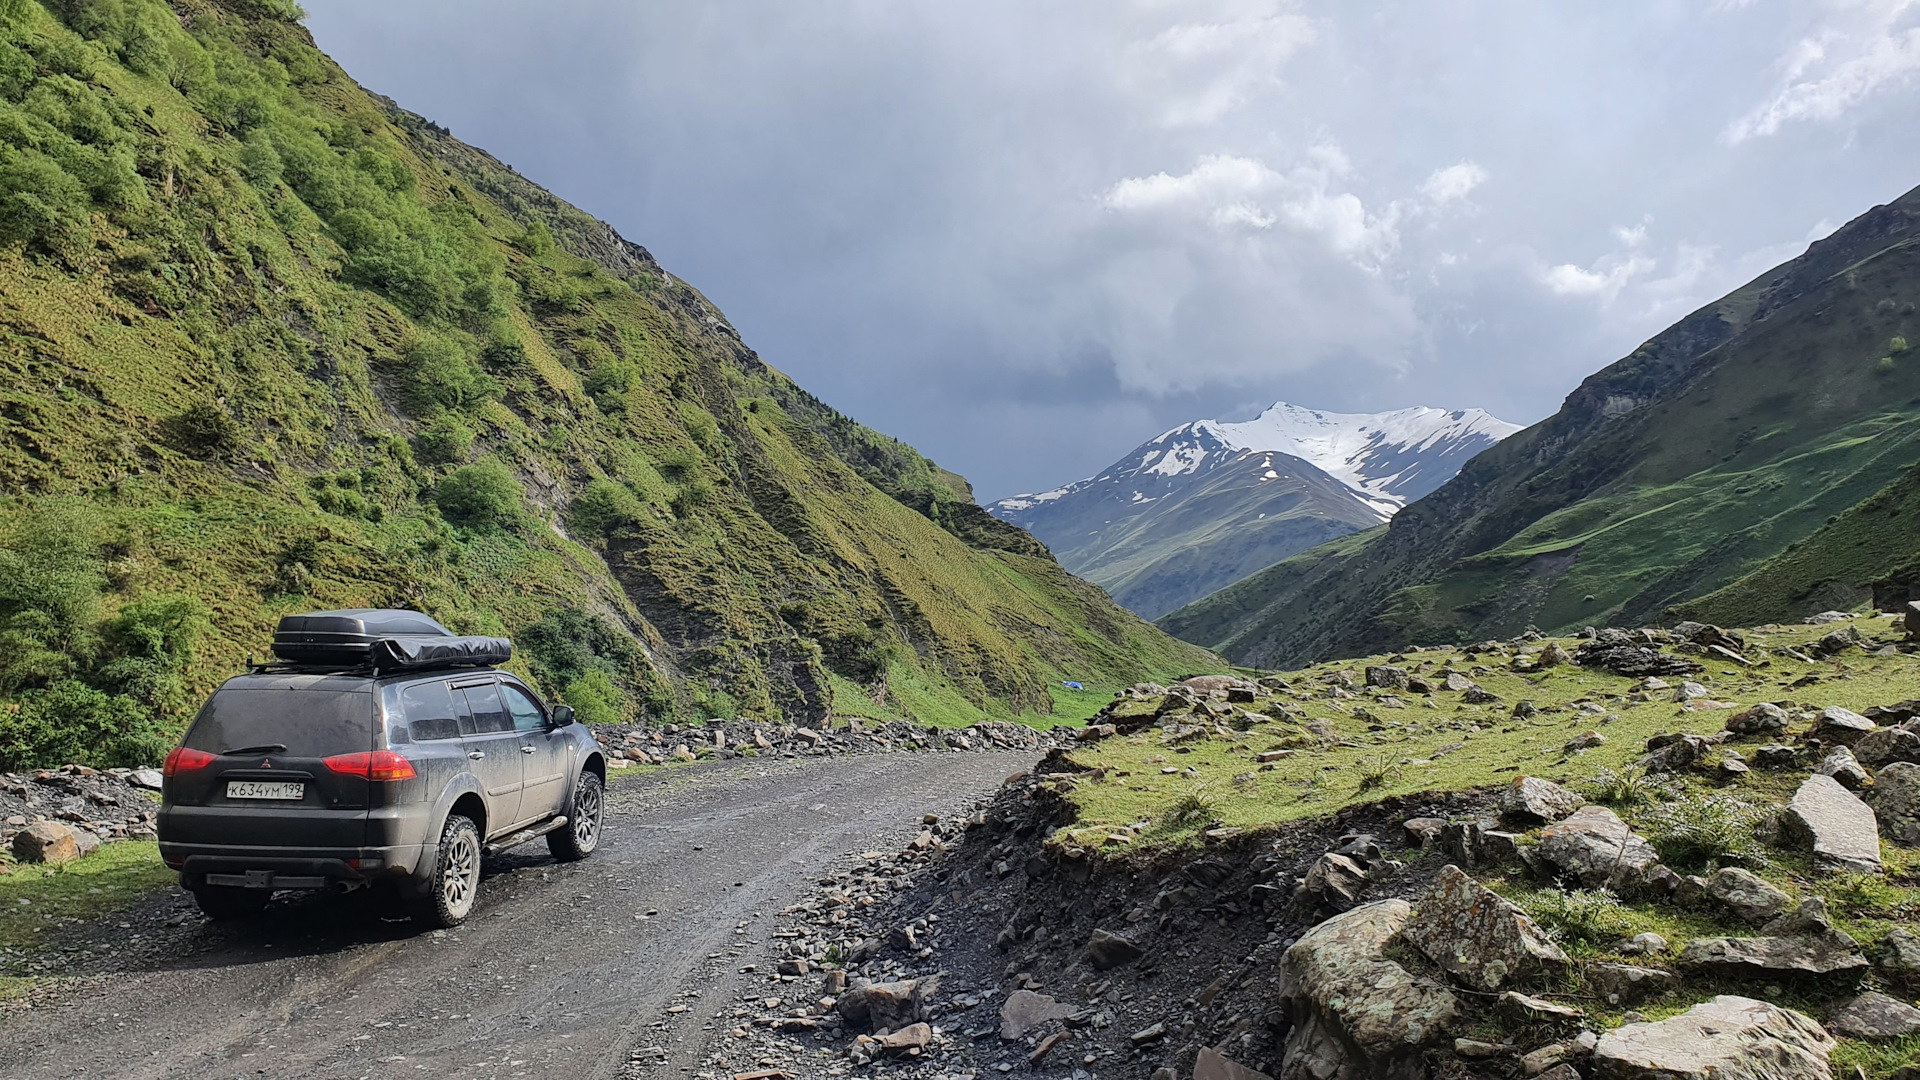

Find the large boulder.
[
  {"left": 1810, "top": 705, "right": 1875, "bottom": 746},
  {"left": 1364, "top": 665, "right": 1409, "bottom": 691},
  {"left": 1503, "top": 775, "right": 1584, "bottom": 823},
  {"left": 1590, "top": 996, "right": 1833, "bottom": 1080},
  {"left": 1704, "top": 867, "right": 1790, "bottom": 924},
  {"left": 1865, "top": 761, "right": 1920, "bottom": 845},
  {"left": 1275, "top": 899, "right": 1458, "bottom": 1080},
  {"left": 1784, "top": 774, "right": 1883, "bottom": 874},
  {"left": 1402, "top": 864, "right": 1567, "bottom": 991},
  {"left": 1907, "top": 600, "right": 1920, "bottom": 637},
  {"left": 1825, "top": 991, "right": 1920, "bottom": 1040},
  {"left": 1854, "top": 723, "right": 1920, "bottom": 768},
  {"left": 1726, "top": 703, "right": 1788, "bottom": 737},
  {"left": 998, "top": 989, "right": 1074, "bottom": 1040},
  {"left": 1813, "top": 746, "right": 1870, "bottom": 790},
  {"left": 1876, "top": 927, "right": 1920, "bottom": 988},
  {"left": 1678, "top": 901, "right": 1868, "bottom": 985},
  {"left": 11, "top": 821, "right": 80, "bottom": 864},
  {"left": 1535, "top": 806, "right": 1661, "bottom": 891}
]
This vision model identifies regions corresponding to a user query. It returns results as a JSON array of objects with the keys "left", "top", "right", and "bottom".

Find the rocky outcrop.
[
  {"left": 1810, "top": 705, "right": 1875, "bottom": 746},
  {"left": 1584, "top": 963, "right": 1678, "bottom": 1007},
  {"left": 1704, "top": 867, "right": 1791, "bottom": 924},
  {"left": 1785, "top": 774, "right": 1883, "bottom": 873},
  {"left": 1502, "top": 775, "right": 1584, "bottom": 823},
  {"left": 1866, "top": 761, "right": 1920, "bottom": 845},
  {"left": 1535, "top": 806, "right": 1661, "bottom": 891},
  {"left": 1679, "top": 900, "right": 1868, "bottom": 985},
  {"left": 1825, "top": 991, "right": 1920, "bottom": 1040},
  {"left": 1854, "top": 723, "right": 1920, "bottom": 768},
  {"left": 1590, "top": 996, "right": 1834, "bottom": 1080},
  {"left": 1275, "top": 899, "right": 1458, "bottom": 1080},
  {"left": 1403, "top": 865, "right": 1567, "bottom": 991}
]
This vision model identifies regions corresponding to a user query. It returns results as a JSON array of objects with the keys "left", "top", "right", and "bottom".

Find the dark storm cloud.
[{"left": 304, "top": 1, "right": 1920, "bottom": 500}]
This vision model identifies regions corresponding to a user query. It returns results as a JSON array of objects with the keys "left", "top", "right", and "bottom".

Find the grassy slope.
[
  {"left": 1162, "top": 188, "right": 1920, "bottom": 667},
  {"left": 0, "top": 0, "right": 1213, "bottom": 758},
  {"left": 1059, "top": 618, "right": 1920, "bottom": 1078}
]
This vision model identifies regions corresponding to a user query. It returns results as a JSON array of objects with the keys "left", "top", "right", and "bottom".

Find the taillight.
[
  {"left": 163, "top": 747, "right": 216, "bottom": 777},
  {"left": 323, "top": 750, "right": 417, "bottom": 781}
]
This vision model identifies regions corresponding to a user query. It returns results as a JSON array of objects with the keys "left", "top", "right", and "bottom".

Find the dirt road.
[{"left": 0, "top": 751, "right": 1033, "bottom": 1080}]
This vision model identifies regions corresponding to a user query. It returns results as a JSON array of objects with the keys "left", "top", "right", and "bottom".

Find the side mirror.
[{"left": 551, "top": 704, "right": 576, "bottom": 727}]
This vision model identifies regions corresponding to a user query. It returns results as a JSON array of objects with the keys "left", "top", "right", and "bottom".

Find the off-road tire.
[
  {"left": 191, "top": 883, "right": 271, "bottom": 921},
  {"left": 547, "top": 772, "right": 602, "bottom": 862},
  {"left": 412, "top": 814, "right": 481, "bottom": 928}
]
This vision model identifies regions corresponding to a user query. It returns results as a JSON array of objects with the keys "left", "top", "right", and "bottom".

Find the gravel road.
[{"left": 0, "top": 750, "right": 1034, "bottom": 1080}]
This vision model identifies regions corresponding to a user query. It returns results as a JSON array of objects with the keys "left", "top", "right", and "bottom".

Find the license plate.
[{"left": 227, "top": 781, "right": 305, "bottom": 800}]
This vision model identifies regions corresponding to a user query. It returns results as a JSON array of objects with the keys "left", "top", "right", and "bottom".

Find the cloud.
[
  {"left": 1726, "top": 0, "right": 1920, "bottom": 142},
  {"left": 1419, "top": 162, "right": 1487, "bottom": 205},
  {"left": 1124, "top": 1, "right": 1317, "bottom": 126},
  {"left": 1541, "top": 253, "right": 1657, "bottom": 301}
]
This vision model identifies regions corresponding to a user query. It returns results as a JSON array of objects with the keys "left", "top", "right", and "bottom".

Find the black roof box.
[{"left": 272, "top": 609, "right": 452, "bottom": 665}]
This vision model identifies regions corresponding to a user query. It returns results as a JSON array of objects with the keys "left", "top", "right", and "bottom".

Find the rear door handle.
[
  {"left": 521, "top": 746, "right": 536, "bottom": 754},
  {"left": 468, "top": 751, "right": 485, "bottom": 759}
]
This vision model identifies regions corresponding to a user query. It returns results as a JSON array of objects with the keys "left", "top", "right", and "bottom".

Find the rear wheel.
[
  {"left": 191, "top": 883, "right": 271, "bottom": 921},
  {"left": 547, "top": 772, "right": 602, "bottom": 862},
  {"left": 412, "top": 814, "right": 481, "bottom": 928}
]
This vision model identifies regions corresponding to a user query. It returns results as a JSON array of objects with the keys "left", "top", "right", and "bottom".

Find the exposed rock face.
[
  {"left": 1867, "top": 761, "right": 1920, "bottom": 845},
  {"left": 1726, "top": 702, "right": 1789, "bottom": 736},
  {"left": 1585, "top": 963, "right": 1679, "bottom": 1006},
  {"left": 1402, "top": 865, "right": 1567, "bottom": 991},
  {"left": 1275, "top": 899, "right": 1458, "bottom": 1080},
  {"left": 1503, "top": 775, "right": 1584, "bottom": 823},
  {"left": 1535, "top": 806, "right": 1661, "bottom": 891},
  {"left": 1590, "top": 996, "right": 1834, "bottom": 1080},
  {"left": 1785, "top": 774, "right": 1883, "bottom": 873},
  {"left": 1854, "top": 723, "right": 1920, "bottom": 768},
  {"left": 1825, "top": 991, "right": 1920, "bottom": 1040},
  {"left": 1810, "top": 705, "right": 1876, "bottom": 746},
  {"left": 1705, "top": 867, "right": 1791, "bottom": 924},
  {"left": 1084, "top": 928, "right": 1144, "bottom": 970}
]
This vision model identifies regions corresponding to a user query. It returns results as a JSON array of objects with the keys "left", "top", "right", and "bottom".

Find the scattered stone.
[
  {"left": 11, "top": 821, "right": 79, "bottom": 864},
  {"left": 1679, "top": 915, "right": 1868, "bottom": 985},
  {"left": 1814, "top": 745, "right": 1871, "bottom": 790},
  {"left": 1275, "top": 900, "right": 1458, "bottom": 1078},
  {"left": 1535, "top": 806, "right": 1661, "bottom": 891},
  {"left": 1083, "top": 928, "right": 1143, "bottom": 971},
  {"left": 128, "top": 768, "right": 164, "bottom": 790},
  {"left": 1365, "top": 665, "right": 1410, "bottom": 691},
  {"left": 1592, "top": 996, "right": 1833, "bottom": 1080},
  {"left": 1401, "top": 817, "right": 1446, "bottom": 849},
  {"left": 1128, "top": 1022, "right": 1165, "bottom": 1046},
  {"left": 1784, "top": 773, "right": 1883, "bottom": 874},
  {"left": 1443, "top": 672, "right": 1473, "bottom": 692},
  {"left": 1572, "top": 640, "right": 1702, "bottom": 678},
  {"left": 1867, "top": 761, "right": 1920, "bottom": 845},
  {"left": 1854, "top": 723, "right": 1920, "bottom": 768},
  {"left": 1532, "top": 1067, "right": 1580, "bottom": 1080},
  {"left": 1500, "top": 991, "right": 1583, "bottom": 1020},
  {"left": 1908, "top": 600, "right": 1920, "bottom": 637},
  {"left": 1716, "top": 750, "right": 1750, "bottom": 779},
  {"left": 1825, "top": 991, "right": 1920, "bottom": 1040},
  {"left": 1754, "top": 744, "right": 1800, "bottom": 769},
  {"left": 1403, "top": 864, "right": 1567, "bottom": 991},
  {"left": 1298, "top": 852, "right": 1368, "bottom": 913},
  {"left": 1816, "top": 623, "right": 1865, "bottom": 655},
  {"left": 835, "top": 979, "right": 927, "bottom": 1031},
  {"left": 1565, "top": 730, "right": 1607, "bottom": 753},
  {"left": 1876, "top": 928, "right": 1920, "bottom": 986},
  {"left": 1504, "top": 775, "right": 1585, "bottom": 823},
  {"left": 1452, "top": 1038, "right": 1512, "bottom": 1058},
  {"left": 1519, "top": 1030, "right": 1596, "bottom": 1076},
  {"left": 1726, "top": 703, "right": 1789, "bottom": 737},
  {"left": 1462, "top": 685, "right": 1501, "bottom": 705},
  {"left": 998, "top": 990, "right": 1073, "bottom": 1040},
  {"left": 1584, "top": 963, "right": 1678, "bottom": 1006},
  {"left": 1191, "top": 1047, "right": 1271, "bottom": 1080},
  {"left": 880, "top": 1023, "right": 932, "bottom": 1056},
  {"left": 1640, "top": 734, "right": 1713, "bottom": 773},
  {"left": 1704, "top": 867, "right": 1791, "bottom": 924},
  {"left": 1810, "top": 705, "right": 1876, "bottom": 746},
  {"left": 1617, "top": 932, "right": 1669, "bottom": 956}
]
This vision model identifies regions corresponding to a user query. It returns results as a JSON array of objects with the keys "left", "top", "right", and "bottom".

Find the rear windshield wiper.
[{"left": 221, "top": 743, "right": 289, "bottom": 755}]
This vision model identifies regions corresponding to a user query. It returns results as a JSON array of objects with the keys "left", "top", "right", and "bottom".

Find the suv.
[{"left": 157, "top": 611, "right": 606, "bottom": 927}]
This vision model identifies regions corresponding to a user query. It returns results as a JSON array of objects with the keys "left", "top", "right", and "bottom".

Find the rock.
[
  {"left": 11, "top": 821, "right": 79, "bottom": 864},
  {"left": 1679, "top": 919, "right": 1868, "bottom": 985},
  {"left": 1443, "top": 672, "right": 1473, "bottom": 692},
  {"left": 1532, "top": 1067, "right": 1581, "bottom": 1080},
  {"left": 1876, "top": 928, "right": 1920, "bottom": 986},
  {"left": 1816, "top": 623, "right": 1865, "bottom": 655},
  {"left": 1585, "top": 963, "right": 1678, "bottom": 1006},
  {"left": 1129, "top": 1022, "right": 1166, "bottom": 1046},
  {"left": 70, "top": 829, "right": 100, "bottom": 856},
  {"left": 1520, "top": 1031, "right": 1596, "bottom": 1075},
  {"left": 1565, "top": 730, "right": 1607, "bottom": 752},
  {"left": 1463, "top": 685, "right": 1501, "bottom": 705},
  {"left": 777, "top": 959, "right": 810, "bottom": 976},
  {"left": 1275, "top": 899, "right": 1458, "bottom": 1079},
  {"left": 1717, "top": 751, "right": 1750, "bottom": 779},
  {"left": 1867, "top": 761, "right": 1920, "bottom": 845},
  {"left": 1617, "top": 932, "right": 1669, "bottom": 956},
  {"left": 128, "top": 768, "right": 164, "bottom": 790},
  {"left": 1536, "top": 806, "right": 1661, "bottom": 891},
  {"left": 1401, "top": 816, "right": 1446, "bottom": 849},
  {"left": 1084, "top": 928, "right": 1143, "bottom": 970},
  {"left": 1537, "top": 641, "right": 1574, "bottom": 667},
  {"left": 1704, "top": 867, "right": 1791, "bottom": 924},
  {"left": 880, "top": 1022, "right": 932, "bottom": 1055},
  {"left": 1403, "top": 864, "right": 1567, "bottom": 991},
  {"left": 836, "top": 979, "right": 927, "bottom": 1031},
  {"left": 1854, "top": 723, "right": 1920, "bottom": 768},
  {"left": 1761, "top": 897, "right": 1838, "bottom": 937},
  {"left": 1753, "top": 744, "right": 1800, "bottom": 769},
  {"left": 1591, "top": 996, "right": 1833, "bottom": 1080},
  {"left": 1192, "top": 1047, "right": 1272, "bottom": 1080},
  {"left": 1299, "top": 852, "right": 1368, "bottom": 913},
  {"left": 1453, "top": 1037, "right": 1513, "bottom": 1058},
  {"left": 1501, "top": 991, "right": 1584, "bottom": 1020},
  {"left": 1365, "top": 665, "right": 1409, "bottom": 691},
  {"left": 998, "top": 989, "right": 1073, "bottom": 1039},
  {"left": 1908, "top": 600, "right": 1920, "bottom": 636},
  {"left": 1825, "top": 991, "right": 1920, "bottom": 1040},
  {"left": 1810, "top": 705, "right": 1875, "bottom": 746},
  {"left": 1814, "top": 746, "right": 1870, "bottom": 790},
  {"left": 1726, "top": 703, "right": 1789, "bottom": 737},
  {"left": 1784, "top": 774, "right": 1883, "bottom": 873},
  {"left": 1505, "top": 775, "right": 1585, "bottom": 823},
  {"left": 1640, "top": 734, "right": 1712, "bottom": 773}
]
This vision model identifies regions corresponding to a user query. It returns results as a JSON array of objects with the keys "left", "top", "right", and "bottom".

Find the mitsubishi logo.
[{"left": 260, "top": 759, "right": 272, "bottom": 768}]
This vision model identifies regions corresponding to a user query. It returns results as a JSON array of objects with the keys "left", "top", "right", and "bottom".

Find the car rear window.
[
  {"left": 399, "top": 681, "right": 461, "bottom": 742},
  {"left": 184, "top": 688, "right": 373, "bottom": 757}
]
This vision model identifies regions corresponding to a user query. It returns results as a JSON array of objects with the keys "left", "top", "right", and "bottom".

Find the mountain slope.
[
  {"left": 1161, "top": 185, "right": 1920, "bottom": 666},
  {"left": 0, "top": 0, "right": 1212, "bottom": 767},
  {"left": 988, "top": 403, "right": 1517, "bottom": 619}
]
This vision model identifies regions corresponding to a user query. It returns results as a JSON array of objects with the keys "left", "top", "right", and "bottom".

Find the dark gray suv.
[{"left": 157, "top": 611, "right": 607, "bottom": 927}]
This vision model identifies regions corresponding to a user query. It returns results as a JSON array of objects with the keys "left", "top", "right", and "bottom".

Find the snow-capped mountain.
[{"left": 989, "top": 402, "right": 1522, "bottom": 619}]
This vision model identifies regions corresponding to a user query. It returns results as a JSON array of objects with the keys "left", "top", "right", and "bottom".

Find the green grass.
[{"left": 0, "top": 841, "right": 174, "bottom": 951}]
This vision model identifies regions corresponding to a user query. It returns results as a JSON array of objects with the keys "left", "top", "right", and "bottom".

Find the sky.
[{"left": 304, "top": 1, "right": 1920, "bottom": 502}]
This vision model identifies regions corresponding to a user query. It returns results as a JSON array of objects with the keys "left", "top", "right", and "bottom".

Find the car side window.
[
  {"left": 401, "top": 681, "right": 460, "bottom": 742},
  {"left": 502, "top": 685, "right": 546, "bottom": 733},
  {"left": 458, "top": 682, "right": 512, "bottom": 735}
]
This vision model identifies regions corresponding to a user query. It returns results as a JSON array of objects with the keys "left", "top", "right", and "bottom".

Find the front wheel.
[
  {"left": 547, "top": 772, "right": 602, "bottom": 862},
  {"left": 412, "top": 814, "right": 481, "bottom": 928}
]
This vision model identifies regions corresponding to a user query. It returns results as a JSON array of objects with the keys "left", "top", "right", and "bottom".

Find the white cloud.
[
  {"left": 1726, "top": 1, "right": 1920, "bottom": 142},
  {"left": 1541, "top": 254, "right": 1657, "bottom": 301},
  {"left": 1419, "top": 162, "right": 1487, "bottom": 205},
  {"left": 1122, "top": 1, "right": 1317, "bottom": 126}
]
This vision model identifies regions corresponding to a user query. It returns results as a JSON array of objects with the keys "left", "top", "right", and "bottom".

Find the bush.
[
  {"left": 1586, "top": 765, "right": 1660, "bottom": 807},
  {"left": 435, "top": 461, "right": 522, "bottom": 529},
  {"left": 0, "top": 679, "right": 172, "bottom": 770},
  {"left": 1639, "top": 793, "right": 1769, "bottom": 870},
  {"left": 1526, "top": 887, "right": 1638, "bottom": 948},
  {"left": 396, "top": 336, "right": 498, "bottom": 415},
  {"left": 567, "top": 480, "right": 645, "bottom": 539},
  {"left": 562, "top": 669, "right": 622, "bottom": 726},
  {"left": 518, "top": 605, "right": 639, "bottom": 687},
  {"left": 1158, "top": 783, "right": 1218, "bottom": 830},
  {"left": 165, "top": 401, "right": 242, "bottom": 458},
  {"left": 520, "top": 219, "right": 554, "bottom": 257},
  {"left": 414, "top": 414, "right": 474, "bottom": 464}
]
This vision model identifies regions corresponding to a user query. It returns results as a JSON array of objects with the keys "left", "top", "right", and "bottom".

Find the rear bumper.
[{"left": 163, "top": 843, "right": 427, "bottom": 889}]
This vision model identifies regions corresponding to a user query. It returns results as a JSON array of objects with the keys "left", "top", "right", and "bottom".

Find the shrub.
[
  {"left": 1526, "top": 887, "right": 1638, "bottom": 947},
  {"left": 567, "top": 480, "right": 645, "bottom": 539},
  {"left": 0, "top": 679, "right": 172, "bottom": 770},
  {"left": 239, "top": 127, "right": 282, "bottom": 188},
  {"left": 562, "top": 669, "right": 623, "bottom": 726},
  {"left": 0, "top": 145, "right": 90, "bottom": 253},
  {"left": 1639, "top": 793, "right": 1768, "bottom": 869},
  {"left": 1586, "top": 765, "right": 1659, "bottom": 807},
  {"left": 1159, "top": 783, "right": 1218, "bottom": 829},
  {"left": 1354, "top": 753, "right": 1401, "bottom": 793},
  {"left": 414, "top": 414, "right": 474, "bottom": 464},
  {"left": 520, "top": 219, "right": 554, "bottom": 257},
  {"left": 435, "top": 461, "right": 522, "bottom": 529},
  {"left": 584, "top": 360, "right": 639, "bottom": 401},
  {"left": 518, "top": 605, "right": 639, "bottom": 687},
  {"left": 1891, "top": 336, "right": 1910, "bottom": 355},
  {"left": 396, "top": 336, "right": 498, "bottom": 415}
]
